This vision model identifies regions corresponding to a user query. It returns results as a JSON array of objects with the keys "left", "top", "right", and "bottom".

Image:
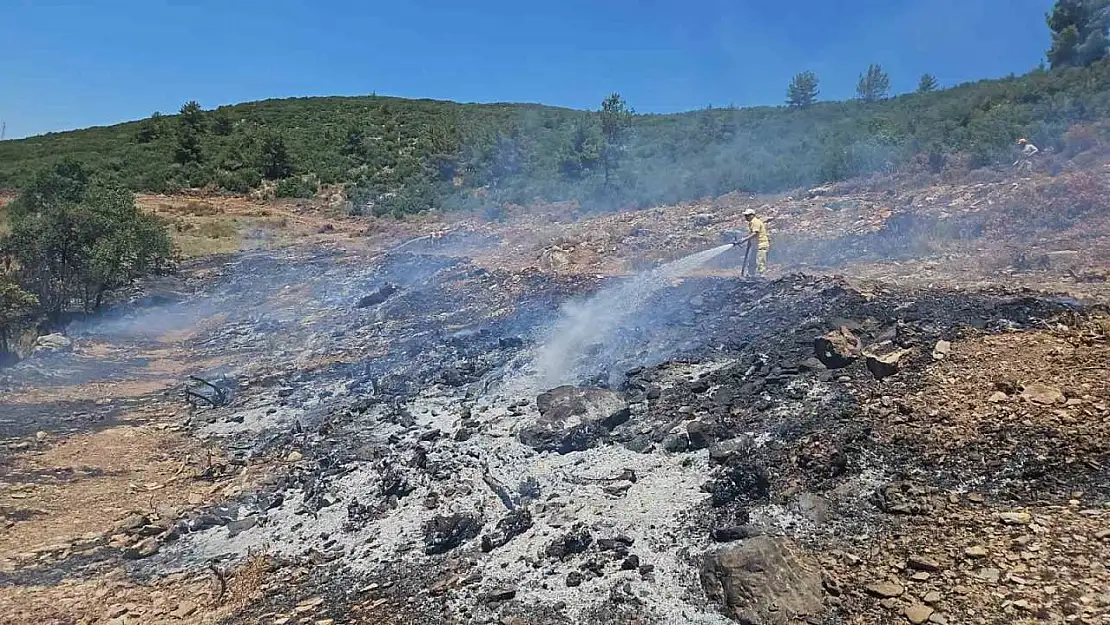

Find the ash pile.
[{"left": 124, "top": 247, "right": 1086, "bottom": 624}]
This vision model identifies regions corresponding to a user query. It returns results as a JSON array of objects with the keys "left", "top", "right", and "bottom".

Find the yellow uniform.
[{"left": 747, "top": 217, "right": 770, "bottom": 274}]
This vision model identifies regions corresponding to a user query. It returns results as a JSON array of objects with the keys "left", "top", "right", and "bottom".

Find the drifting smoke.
[{"left": 533, "top": 244, "right": 734, "bottom": 388}]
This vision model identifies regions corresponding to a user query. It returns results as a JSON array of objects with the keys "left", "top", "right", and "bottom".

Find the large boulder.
[
  {"left": 31, "top": 333, "right": 72, "bottom": 356},
  {"left": 519, "top": 386, "right": 630, "bottom": 454},
  {"left": 701, "top": 536, "right": 825, "bottom": 624},
  {"left": 813, "top": 327, "right": 861, "bottom": 369}
]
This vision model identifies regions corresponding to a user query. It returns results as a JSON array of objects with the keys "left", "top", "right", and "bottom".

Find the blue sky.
[{"left": 1, "top": 0, "right": 1055, "bottom": 139}]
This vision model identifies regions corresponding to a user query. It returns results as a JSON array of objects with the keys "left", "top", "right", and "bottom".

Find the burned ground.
[{"left": 2, "top": 172, "right": 1110, "bottom": 625}]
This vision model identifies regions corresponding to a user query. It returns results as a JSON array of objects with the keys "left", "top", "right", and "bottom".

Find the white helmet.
[{"left": 743, "top": 209, "right": 756, "bottom": 216}]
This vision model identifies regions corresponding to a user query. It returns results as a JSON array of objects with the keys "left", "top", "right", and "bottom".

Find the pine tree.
[
  {"left": 599, "top": 93, "right": 632, "bottom": 188},
  {"left": 1047, "top": 0, "right": 1110, "bottom": 68},
  {"left": 786, "top": 71, "right": 820, "bottom": 108},
  {"left": 917, "top": 73, "right": 939, "bottom": 93},
  {"left": 856, "top": 64, "right": 891, "bottom": 102}
]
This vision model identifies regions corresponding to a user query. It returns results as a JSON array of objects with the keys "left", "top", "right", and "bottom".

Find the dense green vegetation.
[
  {"left": 0, "top": 162, "right": 173, "bottom": 353},
  {"left": 2, "top": 59, "right": 1110, "bottom": 216}
]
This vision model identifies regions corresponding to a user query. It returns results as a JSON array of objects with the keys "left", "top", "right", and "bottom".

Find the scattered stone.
[
  {"left": 967, "top": 492, "right": 985, "bottom": 503},
  {"left": 685, "top": 421, "right": 714, "bottom": 450},
  {"left": 519, "top": 386, "right": 630, "bottom": 454},
  {"left": 908, "top": 556, "right": 943, "bottom": 572},
  {"left": 865, "top": 348, "right": 913, "bottom": 379},
  {"left": 997, "top": 511, "right": 1032, "bottom": 526},
  {"left": 964, "top": 546, "right": 988, "bottom": 559},
  {"left": 987, "top": 391, "right": 1009, "bottom": 403},
  {"left": 976, "top": 568, "right": 1001, "bottom": 583},
  {"left": 795, "top": 493, "right": 830, "bottom": 525},
  {"left": 866, "top": 581, "right": 906, "bottom": 599},
  {"left": 285, "top": 450, "right": 304, "bottom": 462},
  {"left": 923, "top": 591, "right": 942, "bottom": 605},
  {"left": 1021, "top": 383, "right": 1065, "bottom": 405},
  {"left": 905, "top": 604, "right": 935, "bottom": 624},
  {"left": 479, "top": 586, "right": 517, "bottom": 603},
  {"left": 565, "top": 571, "right": 584, "bottom": 587},
  {"left": 708, "top": 436, "right": 754, "bottom": 466},
  {"left": 661, "top": 433, "right": 689, "bottom": 453},
  {"left": 114, "top": 513, "right": 149, "bottom": 534},
  {"left": 814, "top": 327, "right": 862, "bottom": 369},
  {"left": 931, "top": 340, "right": 951, "bottom": 360},
  {"left": 701, "top": 537, "right": 824, "bottom": 624},
  {"left": 928, "top": 614, "right": 949, "bottom": 625}
]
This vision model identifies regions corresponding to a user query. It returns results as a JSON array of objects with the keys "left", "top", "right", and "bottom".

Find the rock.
[
  {"left": 931, "top": 340, "right": 951, "bottom": 361},
  {"left": 905, "top": 604, "right": 934, "bottom": 624},
  {"left": 123, "top": 537, "right": 160, "bottom": 559},
  {"left": 865, "top": 348, "right": 913, "bottom": 380},
  {"left": 923, "top": 591, "right": 942, "bottom": 605},
  {"left": 545, "top": 523, "right": 593, "bottom": 560},
  {"left": 565, "top": 571, "right": 584, "bottom": 587},
  {"left": 928, "top": 614, "right": 949, "bottom": 625},
  {"left": 685, "top": 421, "right": 714, "bottom": 450},
  {"left": 169, "top": 601, "right": 197, "bottom": 619},
  {"left": 866, "top": 581, "right": 905, "bottom": 599},
  {"left": 105, "top": 604, "right": 129, "bottom": 619},
  {"left": 701, "top": 536, "right": 824, "bottom": 625},
  {"left": 356, "top": 282, "right": 398, "bottom": 308},
  {"left": 480, "top": 509, "right": 533, "bottom": 552},
  {"left": 976, "top": 567, "right": 1001, "bottom": 583},
  {"left": 621, "top": 555, "right": 640, "bottom": 570},
  {"left": 987, "top": 391, "right": 1009, "bottom": 403},
  {"left": 907, "top": 556, "right": 943, "bottom": 572},
  {"left": 997, "top": 511, "right": 1032, "bottom": 526},
  {"left": 226, "top": 516, "right": 258, "bottom": 538},
  {"left": 964, "top": 546, "right": 988, "bottom": 559},
  {"left": 708, "top": 436, "right": 754, "bottom": 466},
  {"left": 519, "top": 386, "right": 630, "bottom": 454},
  {"left": 480, "top": 586, "right": 517, "bottom": 603},
  {"left": 661, "top": 433, "right": 689, "bottom": 453},
  {"left": 34, "top": 431, "right": 47, "bottom": 443},
  {"left": 1021, "top": 383, "right": 1064, "bottom": 405},
  {"left": 712, "top": 525, "right": 759, "bottom": 542},
  {"left": 423, "top": 513, "right": 482, "bottom": 555},
  {"left": 285, "top": 450, "right": 304, "bottom": 462},
  {"left": 32, "top": 333, "right": 72, "bottom": 355},
  {"left": 814, "top": 327, "right": 862, "bottom": 369},
  {"left": 114, "top": 513, "right": 150, "bottom": 534}
]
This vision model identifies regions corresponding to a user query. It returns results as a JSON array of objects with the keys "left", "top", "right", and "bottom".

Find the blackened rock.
[
  {"left": 701, "top": 537, "right": 824, "bottom": 625},
  {"left": 712, "top": 525, "right": 760, "bottom": 542},
  {"left": 864, "top": 348, "right": 912, "bottom": 380},
  {"left": 705, "top": 463, "right": 770, "bottom": 507},
  {"left": 498, "top": 336, "right": 524, "bottom": 349},
  {"left": 356, "top": 282, "right": 399, "bottom": 308},
  {"left": 814, "top": 327, "right": 862, "bottom": 369},
  {"left": 596, "top": 535, "right": 635, "bottom": 551},
  {"left": 566, "top": 571, "right": 584, "bottom": 587},
  {"left": 480, "top": 509, "right": 534, "bottom": 553},
  {"left": 662, "top": 433, "right": 689, "bottom": 453},
  {"left": 545, "top": 523, "right": 593, "bottom": 560},
  {"left": 479, "top": 586, "right": 517, "bottom": 603},
  {"left": 226, "top": 516, "right": 258, "bottom": 538},
  {"left": 624, "top": 436, "right": 653, "bottom": 453},
  {"left": 423, "top": 513, "right": 482, "bottom": 555},
  {"left": 520, "top": 386, "right": 631, "bottom": 454},
  {"left": 621, "top": 555, "right": 640, "bottom": 570},
  {"left": 686, "top": 421, "right": 715, "bottom": 450}
]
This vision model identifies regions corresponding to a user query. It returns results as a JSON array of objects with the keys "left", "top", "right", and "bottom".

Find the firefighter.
[
  {"left": 741, "top": 209, "right": 770, "bottom": 276},
  {"left": 1015, "top": 138, "right": 1038, "bottom": 172}
]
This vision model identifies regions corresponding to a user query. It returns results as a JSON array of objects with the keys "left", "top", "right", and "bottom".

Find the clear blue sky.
[{"left": 1, "top": 0, "right": 1055, "bottom": 139}]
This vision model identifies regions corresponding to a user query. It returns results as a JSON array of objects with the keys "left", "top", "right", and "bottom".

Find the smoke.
[{"left": 532, "top": 244, "right": 733, "bottom": 388}]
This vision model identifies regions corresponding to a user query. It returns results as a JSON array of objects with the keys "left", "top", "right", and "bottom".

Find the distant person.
[
  {"left": 740, "top": 209, "right": 770, "bottom": 276},
  {"left": 1015, "top": 138, "right": 1038, "bottom": 172}
]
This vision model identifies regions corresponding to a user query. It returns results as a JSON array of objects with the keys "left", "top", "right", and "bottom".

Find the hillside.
[{"left": 2, "top": 61, "right": 1110, "bottom": 215}]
